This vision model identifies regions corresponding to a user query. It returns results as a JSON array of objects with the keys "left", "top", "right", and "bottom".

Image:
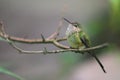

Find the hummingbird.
[{"left": 64, "top": 18, "right": 106, "bottom": 73}]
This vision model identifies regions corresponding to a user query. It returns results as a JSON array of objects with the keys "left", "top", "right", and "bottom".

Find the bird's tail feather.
[
  {"left": 88, "top": 51, "right": 106, "bottom": 73},
  {"left": 80, "top": 37, "right": 106, "bottom": 73}
]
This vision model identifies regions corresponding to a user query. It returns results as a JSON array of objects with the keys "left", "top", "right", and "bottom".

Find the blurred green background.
[{"left": 0, "top": 0, "right": 120, "bottom": 80}]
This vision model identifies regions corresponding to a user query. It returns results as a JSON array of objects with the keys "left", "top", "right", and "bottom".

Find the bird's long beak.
[{"left": 63, "top": 18, "right": 73, "bottom": 24}]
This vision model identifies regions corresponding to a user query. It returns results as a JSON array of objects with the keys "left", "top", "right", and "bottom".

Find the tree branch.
[
  {"left": 9, "top": 42, "right": 108, "bottom": 54},
  {"left": 0, "top": 20, "right": 109, "bottom": 55}
]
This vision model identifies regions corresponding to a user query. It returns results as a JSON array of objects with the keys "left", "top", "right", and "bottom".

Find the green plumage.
[
  {"left": 67, "top": 30, "right": 90, "bottom": 49},
  {"left": 66, "top": 22, "right": 90, "bottom": 49},
  {"left": 64, "top": 19, "right": 106, "bottom": 73},
  {"left": 67, "top": 31, "right": 83, "bottom": 48}
]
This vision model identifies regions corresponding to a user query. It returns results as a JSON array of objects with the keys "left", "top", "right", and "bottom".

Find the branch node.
[
  {"left": 41, "top": 34, "right": 45, "bottom": 42},
  {"left": 43, "top": 47, "right": 48, "bottom": 55},
  {"left": 0, "top": 21, "right": 5, "bottom": 35}
]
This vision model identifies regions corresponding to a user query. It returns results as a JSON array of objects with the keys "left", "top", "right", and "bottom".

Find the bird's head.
[
  {"left": 63, "top": 18, "right": 81, "bottom": 28},
  {"left": 63, "top": 18, "right": 82, "bottom": 37},
  {"left": 72, "top": 22, "right": 81, "bottom": 28}
]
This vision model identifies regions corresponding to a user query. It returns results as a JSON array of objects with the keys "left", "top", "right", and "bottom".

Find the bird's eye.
[
  {"left": 74, "top": 24, "right": 78, "bottom": 27},
  {"left": 72, "top": 22, "right": 79, "bottom": 27}
]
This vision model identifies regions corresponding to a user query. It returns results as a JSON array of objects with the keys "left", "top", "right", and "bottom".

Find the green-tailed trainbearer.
[{"left": 64, "top": 18, "right": 106, "bottom": 73}]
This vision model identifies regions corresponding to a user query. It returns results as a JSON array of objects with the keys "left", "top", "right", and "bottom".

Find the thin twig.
[
  {"left": 0, "top": 21, "right": 6, "bottom": 35},
  {"left": 9, "top": 42, "right": 108, "bottom": 54},
  {"left": 47, "top": 20, "right": 63, "bottom": 40},
  {"left": 0, "top": 21, "right": 66, "bottom": 43},
  {"left": 6, "top": 36, "right": 67, "bottom": 43},
  {"left": 53, "top": 40, "right": 69, "bottom": 49},
  {"left": 41, "top": 34, "right": 45, "bottom": 42}
]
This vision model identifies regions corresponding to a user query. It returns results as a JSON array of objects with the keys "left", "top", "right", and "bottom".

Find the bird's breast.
[{"left": 67, "top": 32, "right": 84, "bottom": 48}]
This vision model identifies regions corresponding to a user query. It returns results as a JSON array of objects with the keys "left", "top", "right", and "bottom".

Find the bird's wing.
[{"left": 79, "top": 32, "right": 90, "bottom": 48}]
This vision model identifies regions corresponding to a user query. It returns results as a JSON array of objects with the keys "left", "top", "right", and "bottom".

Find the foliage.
[{"left": 0, "top": 66, "right": 24, "bottom": 80}]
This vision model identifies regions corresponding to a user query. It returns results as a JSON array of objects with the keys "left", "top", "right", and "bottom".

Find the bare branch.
[
  {"left": 53, "top": 40, "right": 69, "bottom": 49},
  {"left": 6, "top": 36, "right": 66, "bottom": 43},
  {"left": 9, "top": 42, "right": 108, "bottom": 54},
  {"left": 0, "top": 21, "right": 108, "bottom": 55},
  {"left": 0, "top": 21, "right": 67, "bottom": 49},
  {"left": 47, "top": 20, "right": 63, "bottom": 40}
]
